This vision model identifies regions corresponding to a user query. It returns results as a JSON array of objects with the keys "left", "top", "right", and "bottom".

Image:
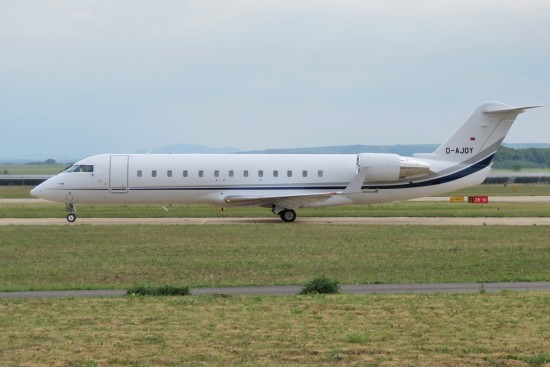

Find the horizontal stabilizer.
[{"left": 483, "top": 105, "right": 541, "bottom": 114}]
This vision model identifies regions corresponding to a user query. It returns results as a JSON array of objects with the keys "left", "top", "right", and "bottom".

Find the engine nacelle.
[
  {"left": 357, "top": 153, "right": 431, "bottom": 182},
  {"left": 358, "top": 153, "right": 401, "bottom": 182}
]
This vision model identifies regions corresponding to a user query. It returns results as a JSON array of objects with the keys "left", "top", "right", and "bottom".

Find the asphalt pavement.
[{"left": 1, "top": 282, "right": 550, "bottom": 299}]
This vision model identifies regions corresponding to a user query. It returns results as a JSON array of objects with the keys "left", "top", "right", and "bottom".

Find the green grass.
[
  {"left": 1, "top": 293, "right": 549, "bottom": 366},
  {"left": 0, "top": 164, "right": 65, "bottom": 175},
  {"left": 441, "top": 184, "right": 550, "bottom": 197},
  {"left": 2, "top": 180, "right": 549, "bottom": 366},
  {"left": 491, "top": 167, "right": 550, "bottom": 174},
  {"left": 0, "top": 186, "right": 34, "bottom": 199},
  {"left": 2, "top": 181, "right": 550, "bottom": 365},
  {"left": 1, "top": 225, "right": 549, "bottom": 291}
]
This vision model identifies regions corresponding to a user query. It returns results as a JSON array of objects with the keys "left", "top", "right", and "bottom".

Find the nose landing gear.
[{"left": 65, "top": 203, "right": 77, "bottom": 223}]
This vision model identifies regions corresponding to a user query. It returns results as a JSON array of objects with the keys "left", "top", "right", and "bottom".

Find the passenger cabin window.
[
  {"left": 229, "top": 170, "right": 234, "bottom": 177},
  {"left": 152, "top": 170, "right": 157, "bottom": 178},
  {"left": 318, "top": 170, "right": 323, "bottom": 177},
  {"left": 273, "top": 170, "right": 278, "bottom": 177},
  {"left": 183, "top": 170, "right": 188, "bottom": 177},
  {"left": 243, "top": 170, "right": 249, "bottom": 177},
  {"left": 214, "top": 170, "right": 219, "bottom": 177},
  {"left": 167, "top": 170, "right": 172, "bottom": 177},
  {"left": 287, "top": 170, "right": 292, "bottom": 177},
  {"left": 137, "top": 170, "right": 143, "bottom": 177},
  {"left": 302, "top": 170, "right": 307, "bottom": 177},
  {"left": 198, "top": 170, "right": 204, "bottom": 178},
  {"left": 258, "top": 170, "right": 263, "bottom": 178}
]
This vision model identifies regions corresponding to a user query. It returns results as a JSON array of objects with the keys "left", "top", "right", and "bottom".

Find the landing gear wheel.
[
  {"left": 279, "top": 209, "right": 297, "bottom": 223},
  {"left": 65, "top": 203, "right": 76, "bottom": 223}
]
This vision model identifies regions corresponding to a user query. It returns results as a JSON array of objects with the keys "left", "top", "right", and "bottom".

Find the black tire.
[
  {"left": 279, "top": 209, "right": 297, "bottom": 222},
  {"left": 67, "top": 213, "right": 77, "bottom": 223}
]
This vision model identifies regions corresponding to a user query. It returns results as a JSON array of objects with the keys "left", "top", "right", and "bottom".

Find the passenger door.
[{"left": 109, "top": 155, "right": 129, "bottom": 193}]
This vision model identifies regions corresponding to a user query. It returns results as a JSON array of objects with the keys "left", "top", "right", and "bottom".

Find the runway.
[
  {"left": 1, "top": 281, "right": 549, "bottom": 299},
  {"left": 2, "top": 216, "right": 550, "bottom": 225}
]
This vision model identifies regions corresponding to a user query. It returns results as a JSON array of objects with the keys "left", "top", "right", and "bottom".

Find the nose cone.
[
  {"left": 30, "top": 178, "right": 66, "bottom": 202},
  {"left": 30, "top": 184, "right": 43, "bottom": 198},
  {"left": 31, "top": 180, "right": 53, "bottom": 200}
]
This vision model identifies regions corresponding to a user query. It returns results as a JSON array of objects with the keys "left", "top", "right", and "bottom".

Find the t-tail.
[{"left": 415, "top": 102, "right": 541, "bottom": 168}]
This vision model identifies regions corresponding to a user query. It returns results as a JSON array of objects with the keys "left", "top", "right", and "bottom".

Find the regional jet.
[{"left": 31, "top": 102, "right": 539, "bottom": 222}]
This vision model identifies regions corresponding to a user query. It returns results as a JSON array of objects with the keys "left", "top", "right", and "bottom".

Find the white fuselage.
[{"left": 31, "top": 153, "right": 487, "bottom": 208}]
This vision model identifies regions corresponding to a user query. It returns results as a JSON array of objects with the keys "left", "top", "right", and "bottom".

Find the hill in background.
[
  {"left": 136, "top": 142, "right": 548, "bottom": 155},
  {"left": 135, "top": 144, "right": 241, "bottom": 154},
  {"left": 243, "top": 144, "right": 438, "bottom": 156}
]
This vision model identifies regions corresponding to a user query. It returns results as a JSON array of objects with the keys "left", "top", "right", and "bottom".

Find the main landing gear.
[
  {"left": 279, "top": 209, "right": 297, "bottom": 222},
  {"left": 272, "top": 206, "right": 297, "bottom": 222},
  {"left": 65, "top": 203, "right": 77, "bottom": 223}
]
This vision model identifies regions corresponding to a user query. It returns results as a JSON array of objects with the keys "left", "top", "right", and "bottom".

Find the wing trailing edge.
[{"left": 224, "top": 192, "right": 336, "bottom": 209}]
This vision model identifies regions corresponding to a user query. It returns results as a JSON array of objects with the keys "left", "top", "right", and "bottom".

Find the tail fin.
[{"left": 415, "top": 102, "right": 541, "bottom": 163}]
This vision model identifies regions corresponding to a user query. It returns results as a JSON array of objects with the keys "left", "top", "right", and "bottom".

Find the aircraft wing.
[{"left": 224, "top": 192, "right": 337, "bottom": 209}]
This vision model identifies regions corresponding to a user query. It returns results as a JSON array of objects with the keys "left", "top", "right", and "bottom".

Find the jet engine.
[{"left": 357, "top": 153, "right": 431, "bottom": 182}]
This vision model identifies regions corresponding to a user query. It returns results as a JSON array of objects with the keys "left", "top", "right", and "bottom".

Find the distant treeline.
[
  {"left": 26, "top": 159, "right": 59, "bottom": 165},
  {"left": 493, "top": 146, "right": 550, "bottom": 170}
]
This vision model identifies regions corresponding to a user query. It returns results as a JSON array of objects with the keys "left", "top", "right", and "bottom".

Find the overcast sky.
[{"left": 1, "top": 0, "right": 549, "bottom": 160}]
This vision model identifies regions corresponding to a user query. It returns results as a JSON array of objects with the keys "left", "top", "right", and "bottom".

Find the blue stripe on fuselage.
[{"left": 362, "top": 154, "right": 494, "bottom": 190}]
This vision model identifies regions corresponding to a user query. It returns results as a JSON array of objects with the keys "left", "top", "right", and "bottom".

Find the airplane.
[{"left": 31, "top": 102, "right": 540, "bottom": 223}]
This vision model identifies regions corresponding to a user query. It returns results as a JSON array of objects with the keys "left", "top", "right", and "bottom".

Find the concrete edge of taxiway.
[
  {"left": 2, "top": 217, "right": 550, "bottom": 225},
  {"left": 1, "top": 282, "right": 550, "bottom": 299}
]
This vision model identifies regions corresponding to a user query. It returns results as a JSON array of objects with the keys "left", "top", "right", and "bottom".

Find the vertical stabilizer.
[{"left": 415, "top": 102, "right": 540, "bottom": 163}]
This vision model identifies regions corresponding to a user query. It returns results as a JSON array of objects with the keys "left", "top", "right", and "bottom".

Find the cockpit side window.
[
  {"left": 65, "top": 165, "right": 94, "bottom": 173},
  {"left": 76, "top": 165, "right": 93, "bottom": 173}
]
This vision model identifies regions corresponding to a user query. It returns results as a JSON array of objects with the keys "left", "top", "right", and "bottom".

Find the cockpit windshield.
[{"left": 64, "top": 164, "right": 94, "bottom": 173}]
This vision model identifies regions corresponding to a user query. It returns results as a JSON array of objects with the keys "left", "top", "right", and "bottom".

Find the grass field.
[
  {"left": 0, "top": 164, "right": 66, "bottom": 175},
  {"left": 2, "top": 183, "right": 550, "bottom": 366},
  {"left": 1, "top": 225, "right": 549, "bottom": 291},
  {"left": 2, "top": 200, "right": 550, "bottom": 219},
  {"left": 443, "top": 183, "right": 550, "bottom": 197},
  {"left": 1, "top": 293, "right": 549, "bottom": 366},
  {"left": 0, "top": 186, "right": 35, "bottom": 199}
]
